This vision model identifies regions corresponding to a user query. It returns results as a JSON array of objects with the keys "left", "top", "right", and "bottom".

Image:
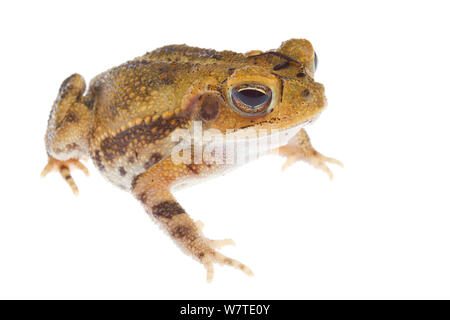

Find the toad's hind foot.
[
  {"left": 202, "top": 249, "right": 253, "bottom": 283},
  {"left": 195, "top": 220, "right": 236, "bottom": 249},
  {"left": 41, "top": 157, "right": 89, "bottom": 195},
  {"left": 177, "top": 216, "right": 253, "bottom": 282},
  {"left": 194, "top": 220, "right": 248, "bottom": 281}
]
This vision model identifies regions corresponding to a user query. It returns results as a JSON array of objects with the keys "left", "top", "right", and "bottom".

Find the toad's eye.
[
  {"left": 314, "top": 51, "right": 318, "bottom": 71},
  {"left": 231, "top": 84, "right": 272, "bottom": 116}
]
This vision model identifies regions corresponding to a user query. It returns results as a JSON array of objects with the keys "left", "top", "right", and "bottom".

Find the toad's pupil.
[{"left": 236, "top": 89, "right": 269, "bottom": 108}]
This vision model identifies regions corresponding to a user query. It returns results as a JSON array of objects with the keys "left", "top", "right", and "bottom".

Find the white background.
[{"left": 1, "top": 0, "right": 449, "bottom": 299}]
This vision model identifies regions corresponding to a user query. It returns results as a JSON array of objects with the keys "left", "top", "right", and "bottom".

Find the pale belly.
[{"left": 171, "top": 121, "right": 307, "bottom": 191}]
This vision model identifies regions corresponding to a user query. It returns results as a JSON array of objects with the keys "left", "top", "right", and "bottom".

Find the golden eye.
[{"left": 230, "top": 84, "right": 272, "bottom": 116}]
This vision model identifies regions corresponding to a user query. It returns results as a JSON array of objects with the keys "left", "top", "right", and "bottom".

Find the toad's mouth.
[
  {"left": 235, "top": 112, "right": 321, "bottom": 133},
  {"left": 222, "top": 114, "right": 320, "bottom": 153}
]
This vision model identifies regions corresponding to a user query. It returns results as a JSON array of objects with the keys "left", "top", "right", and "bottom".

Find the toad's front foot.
[
  {"left": 41, "top": 157, "right": 89, "bottom": 195},
  {"left": 278, "top": 128, "right": 343, "bottom": 179}
]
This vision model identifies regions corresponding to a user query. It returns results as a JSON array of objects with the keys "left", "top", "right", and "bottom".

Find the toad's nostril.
[{"left": 301, "top": 89, "right": 311, "bottom": 98}]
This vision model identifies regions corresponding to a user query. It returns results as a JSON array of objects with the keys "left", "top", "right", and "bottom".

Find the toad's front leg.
[
  {"left": 277, "top": 128, "right": 343, "bottom": 179},
  {"left": 132, "top": 158, "right": 253, "bottom": 282}
]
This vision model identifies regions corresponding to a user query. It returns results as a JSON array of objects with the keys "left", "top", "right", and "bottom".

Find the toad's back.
[
  {"left": 89, "top": 45, "right": 247, "bottom": 131},
  {"left": 86, "top": 45, "right": 250, "bottom": 188}
]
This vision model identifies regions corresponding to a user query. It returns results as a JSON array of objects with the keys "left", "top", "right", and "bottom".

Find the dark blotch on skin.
[
  {"left": 56, "top": 110, "right": 79, "bottom": 130},
  {"left": 172, "top": 225, "right": 189, "bottom": 238},
  {"left": 199, "top": 94, "right": 219, "bottom": 121},
  {"left": 93, "top": 150, "right": 105, "bottom": 171},
  {"left": 144, "top": 153, "right": 163, "bottom": 170},
  {"left": 186, "top": 164, "right": 200, "bottom": 174},
  {"left": 171, "top": 225, "right": 197, "bottom": 242},
  {"left": 152, "top": 201, "right": 185, "bottom": 219},
  {"left": 157, "top": 65, "right": 176, "bottom": 85},
  {"left": 131, "top": 174, "right": 140, "bottom": 191},
  {"left": 151, "top": 152, "right": 163, "bottom": 162},
  {"left": 301, "top": 89, "right": 311, "bottom": 98},
  {"left": 60, "top": 165, "right": 70, "bottom": 180},
  {"left": 64, "top": 111, "right": 78, "bottom": 123},
  {"left": 139, "top": 192, "right": 147, "bottom": 203},
  {"left": 143, "top": 161, "right": 152, "bottom": 170},
  {"left": 119, "top": 167, "right": 127, "bottom": 176},
  {"left": 100, "top": 116, "right": 189, "bottom": 161},
  {"left": 83, "top": 94, "right": 95, "bottom": 110},
  {"left": 65, "top": 143, "right": 79, "bottom": 151}
]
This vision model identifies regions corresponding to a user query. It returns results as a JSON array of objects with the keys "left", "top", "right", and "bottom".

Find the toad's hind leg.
[
  {"left": 41, "top": 157, "right": 89, "bottom": 195},
  {"left": 132, "top": 159, "right": 253, "bottom": 282}
]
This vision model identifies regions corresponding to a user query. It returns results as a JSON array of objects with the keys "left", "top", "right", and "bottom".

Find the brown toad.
[{"left": 41, "top": 39, "right": 341, "bottom": 282}]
